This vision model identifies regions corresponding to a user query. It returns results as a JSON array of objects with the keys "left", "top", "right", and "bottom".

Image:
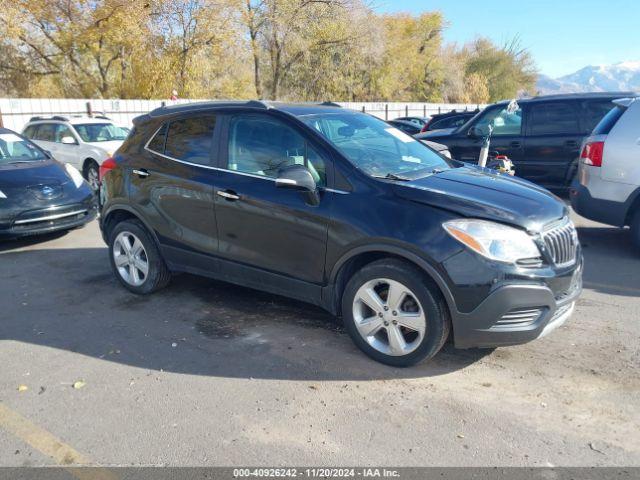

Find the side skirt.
[{"left": 161, "top": 245, "right": 325, "bottom": 308}]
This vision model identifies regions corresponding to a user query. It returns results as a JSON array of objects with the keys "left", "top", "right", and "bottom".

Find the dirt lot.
[{"left": 0, "top": 211, "right": 638, "bottom": 467}]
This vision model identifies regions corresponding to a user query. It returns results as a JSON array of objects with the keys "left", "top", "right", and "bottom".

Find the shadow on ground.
[
  {"left": 1, "top": 245, "right": 492, "bottom": 381},
  {"left": 577, "top": 224, "right": 640, "bottom": 298}
]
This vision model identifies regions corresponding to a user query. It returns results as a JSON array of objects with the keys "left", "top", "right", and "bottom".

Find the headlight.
[
  {"left": 0, "top": 189, "right": 6, "bottom": 199},
  {"left": 65, "top": 163, "right": 85, "bottom": 188},
  {"left": 443, "top": 219, "right": 541, "bottom": 264}
]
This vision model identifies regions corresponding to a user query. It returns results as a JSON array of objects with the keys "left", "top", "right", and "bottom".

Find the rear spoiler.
[{"left": 613, "top": 97, "right": 637, "bottom": 108}]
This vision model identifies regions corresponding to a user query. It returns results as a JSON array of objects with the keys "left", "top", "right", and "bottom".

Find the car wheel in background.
[
  {"left": 83, "top": 160, "right": 100, "bottom": 192},
  {"left": 108, "top": 219, "right": 171, "bottom": 294},
  {"left": 341, "top": 259, "right": 450, "bottom": 367}
]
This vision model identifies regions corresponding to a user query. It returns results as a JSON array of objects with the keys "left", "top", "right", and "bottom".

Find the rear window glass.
[
  {"left": 583, "top": 100, "right": 615, "bottom": 133},
  {"left": 593, "top": 105, "right": 626, "bottom": 135},
  {"left": 528, "top": 102, "right": 579, "bottom": 135},
  {"left": 164, "top": 115, "right": 216, "bottom": 165}
]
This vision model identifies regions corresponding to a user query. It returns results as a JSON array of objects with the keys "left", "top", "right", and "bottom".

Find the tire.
[
  {"left": 631, "top": 209, "right": 640, "bottom": 251},
  {"left": 83, "top": 160, "right": 100, "bottom": 192},
  {"left": 108, "top": 219, "right": 171, "bottom": 294},
  {"left": 341, "top": 259, "right": 450, "bottom": 367}
]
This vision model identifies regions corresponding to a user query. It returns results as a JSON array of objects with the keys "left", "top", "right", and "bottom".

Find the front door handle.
[
  {"left": 217, "top": 190, "right": 240, "bottom": 201},
  {"left": 132, "top": 169, "right": 150, "bottom": 178},
  {"left": 510, "top": 141, "right": 521, "bottom": 148}
]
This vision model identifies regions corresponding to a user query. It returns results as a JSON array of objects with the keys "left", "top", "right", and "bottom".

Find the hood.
[
  {"left": 0, "top": 160, "right": 70, "bottom": 188},
  {"left": 417, "top": 128, "right": 456, "bottom": 139},
  {"left": 392, "top": 166, "right": 567, "bottom": 232},
  {"left": 85, "top": 140, "right": 124, "bottom": 154}
]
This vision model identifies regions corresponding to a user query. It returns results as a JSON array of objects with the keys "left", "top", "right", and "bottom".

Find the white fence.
[{"left": 0, "top": 98, "right": 485, "bottom": 132}]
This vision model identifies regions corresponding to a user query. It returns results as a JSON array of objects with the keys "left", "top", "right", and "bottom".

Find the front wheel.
[
  {"left": 341, "top": 259, "right": 450, "bottom": 367},
  {"left": 83, "top": 160, "right": 100, "bottom": 192},
  {"left": 108, "top": 220, "right": 171, "bottom": 294}
]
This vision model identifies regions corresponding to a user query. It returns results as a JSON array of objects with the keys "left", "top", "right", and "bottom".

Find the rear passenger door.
[
  {"left": 522, "top": 101, "right": 582, "bottom": 188},
  {"left": 130, "top": 114, "right": 220, "bottom": 265}
]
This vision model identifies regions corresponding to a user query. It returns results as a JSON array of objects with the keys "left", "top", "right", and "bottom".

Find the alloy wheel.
[
  {"left": 86, "top": 165, "right": 99, "bottom": 191},
  {"left": 113, "top": 231, "right": 149, "bottom": 287},
  {"left": 352, "top": 278, "right": 426, "bottom": 356}
]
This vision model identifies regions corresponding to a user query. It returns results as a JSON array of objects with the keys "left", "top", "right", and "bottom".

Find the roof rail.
[
  {"left": 246, "top": 100, "right": 270, "bottom": 109},
  {"left": 28, "top": 115, "right": 70, "bottom": 122},
  {"left": 320, "top": 102, "right": 342, "bottom": 107}
]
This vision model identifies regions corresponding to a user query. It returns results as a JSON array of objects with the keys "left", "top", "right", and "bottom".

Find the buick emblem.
[{"left": 41, "top": 186, "right": 55, "bottom": 197}]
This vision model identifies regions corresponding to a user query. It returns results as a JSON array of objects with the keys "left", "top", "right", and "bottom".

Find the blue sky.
[{"left": 376, "top": 0, "right": 640, "bottom": 78}]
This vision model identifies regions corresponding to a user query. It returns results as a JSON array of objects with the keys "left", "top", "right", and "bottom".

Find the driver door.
[{"left": 213, "top": 113, "right": 333, "bottom": 297}]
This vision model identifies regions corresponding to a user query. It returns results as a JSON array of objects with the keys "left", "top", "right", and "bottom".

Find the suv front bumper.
[{"left": 451, "top": 259, "right": 583, "bottom": 349}]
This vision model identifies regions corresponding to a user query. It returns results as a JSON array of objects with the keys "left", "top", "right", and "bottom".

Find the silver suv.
[
  {"left": 571, "top": 97, "right": 640, "bottom": 248},
  {"left": 22, "top": 116, "right": 128, "bottom": 190}
]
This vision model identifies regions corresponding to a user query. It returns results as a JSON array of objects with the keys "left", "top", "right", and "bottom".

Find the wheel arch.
[
  {"left": 101, "top": 205, "right": 161, "bottom": 248},
  {"left": 624, "top": 186, "right": 640, "bottom": 226},
  {"left": 326, "top": 244, "right": 458, "bottom": 322}
]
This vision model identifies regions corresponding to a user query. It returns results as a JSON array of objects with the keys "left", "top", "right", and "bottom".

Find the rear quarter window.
[{"left": 592, "top": 105, "right": 626, "bottom": 135}]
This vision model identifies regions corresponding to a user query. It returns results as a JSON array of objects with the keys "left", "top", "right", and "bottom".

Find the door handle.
[
  {"left": 217, "top": 190, "right": 240, "bottom": 201},
  {"left": 132, "top": 169, "right": 150, "bottom": 178},
  {"left": 509, "top": 141, "right": 521, "bottom": 148}
]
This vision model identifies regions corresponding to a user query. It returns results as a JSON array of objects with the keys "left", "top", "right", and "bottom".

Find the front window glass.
[
  {"left": 73, "top": 123, "right": 128, "bottom": 142},
  {"left": 54, "top": 125, "right": 76, "bottom": 143},
  {"left": 0, "top": 132, "right": 47, "bottom": 164},
  {"left": 300, "top": 112, "right": 450, "bottom": 179},
  {"left": 227, "top": 115, "right": 326, "bottom": 186},
  {"left": 474, "top": 105, "right": 522, "bottom": 136}
]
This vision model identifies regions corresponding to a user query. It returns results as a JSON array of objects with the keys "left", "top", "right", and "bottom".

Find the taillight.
[
  {"left": 99, "top": 157, "right": 117, "bottom": 181},
  {"left": 580, "top": 141, "right": 604, "bottom": 167},
  {"left": 420, "top": 121, "right": 431, "bottom": 133}
]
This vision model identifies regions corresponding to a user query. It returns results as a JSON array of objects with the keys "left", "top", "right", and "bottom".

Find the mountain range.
[{"left": 536, "top": 61, "right": 640, "bottom": 94}]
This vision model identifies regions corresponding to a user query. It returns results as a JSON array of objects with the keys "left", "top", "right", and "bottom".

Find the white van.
[{"left": 571, "top": 97, "right": 640, "bottom": 248}]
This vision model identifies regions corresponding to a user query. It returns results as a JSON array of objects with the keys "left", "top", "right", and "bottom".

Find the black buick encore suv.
[{"left": 99, "top": 101, "right": 582, "bottom": 366}]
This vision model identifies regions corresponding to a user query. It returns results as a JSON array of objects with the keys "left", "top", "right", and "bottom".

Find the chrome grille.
[{"left": 542, "top": 218, "right": 578, "bottom": 267}]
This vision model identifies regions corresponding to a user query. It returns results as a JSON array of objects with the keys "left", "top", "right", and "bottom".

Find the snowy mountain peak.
[{"left": 537, "top": 61, "right": 640, "bottom": 94}]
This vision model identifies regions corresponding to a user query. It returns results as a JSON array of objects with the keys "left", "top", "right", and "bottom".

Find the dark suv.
[
  {"left": 99, "top": 101, "right": 582, "bottom": 366},
  {"left": 417, "top": 92, "right": 637, "bottom": 191}
]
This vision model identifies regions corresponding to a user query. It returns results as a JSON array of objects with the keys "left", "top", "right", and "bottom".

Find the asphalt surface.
[{"left": 0, "top": 211, "right": 638, "bottom": 467}]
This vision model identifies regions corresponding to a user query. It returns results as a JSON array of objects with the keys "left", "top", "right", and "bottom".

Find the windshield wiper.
[{"left": 372, "top": 173, "right": 412, "bottom": 181}]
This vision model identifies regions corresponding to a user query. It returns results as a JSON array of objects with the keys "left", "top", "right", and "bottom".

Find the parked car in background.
[
  {"left": 22, "top": 116, "right": 129, "bottom": 191},
  {"left": 422, "top": 109, "right": 479, "bottom": 132},
  {"left": 100, "top": 101, "right": 581, "bottom": 366},
  {"left": 394, "top": 116, "right": 430, "bottom": 131},
  {"left": 571, "top": 97, "right": 640, "bottom": 248},
  {"left": 0, "top": 128, "right": 96, "bottom": 238},
  {"left": 387, "top": 119, "right": 423, "bottom": 135},
  {"left": 417, "top": 93, "right": 637, "bottom": 191}
]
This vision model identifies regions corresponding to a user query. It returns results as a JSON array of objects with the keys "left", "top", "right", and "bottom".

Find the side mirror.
[
  {"left": 61, "top": 136, "right": 77, "bottom": 145},
  {"left": 276, "top": 164, "right": 319, "bottom": 205},
  {"left": 467, "top": 125, "right": 490, "bottom": 139}
]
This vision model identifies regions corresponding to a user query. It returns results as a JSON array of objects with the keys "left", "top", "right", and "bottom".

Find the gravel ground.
[{"left": 0, "top": 211, "right": 638, "bottom": 467}]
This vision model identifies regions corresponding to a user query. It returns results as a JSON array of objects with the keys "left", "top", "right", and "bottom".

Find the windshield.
[
  {"left": 73, "top": 123, "right": 128, "bottom": 142},
  {"left": 300, "top": 112, "right": 451, "bottom": 178},
  {"left": 0, "top": 132, "right": 48, "bottom": 164}
]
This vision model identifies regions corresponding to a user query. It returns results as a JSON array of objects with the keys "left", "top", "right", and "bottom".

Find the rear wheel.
[
  {"left": 341, "top": 259, "right": 450, "bottom": 367},
  {"left": 83, "top": 160, "right": 100, "bottom": 192},
  {"left": 108, "top": 220, "right": 171, "bottom": 294}
]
